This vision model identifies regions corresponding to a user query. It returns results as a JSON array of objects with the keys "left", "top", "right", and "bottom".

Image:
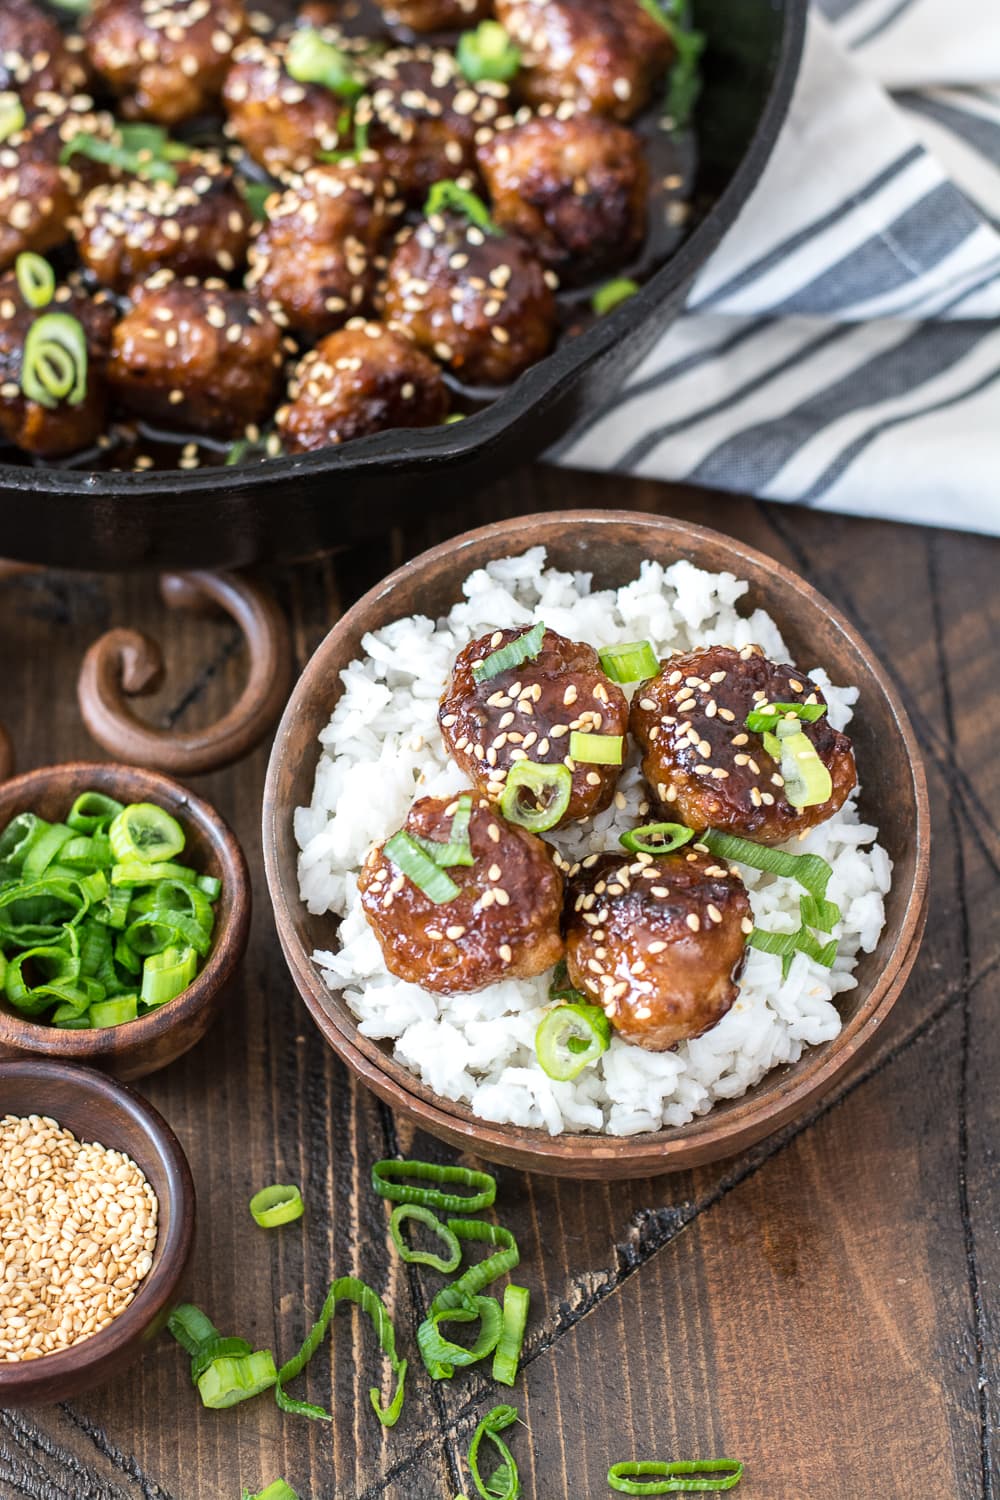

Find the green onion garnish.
[
  {"left": 425, "top": 179, "right": 499, "bottom": 236},
  {"left": 770, "top": 724, "right": 833, "bottom": 809},
  {"left": 569, "top": 731, "right": 624, "bottom": 766},
  {"left": 749, "top": 922, "right": 838, "bottom": 978},
  {"left": 389, "top": 1203, "right": 463, "bottom": 1272},
  {"left": 167, "top": 1302, "right": 219, "bottom": 1355},
  {"left": 60, "top": 123, "right": 187, "bottom": 184},
  {"left": 190, "top": 1335, "right": 253, "bottom": 1384},
  {"left": 15, "top": 253, "right": 55, "bottom": 310},
  {"left": 46, "top": 0, "right": 92, "bottom": 11},
  {"left": 459, "top": 1403, "right": 522, "bottom": 1500},
  {"left": 384, "top": 830, "right": 461, "bottom": 903},
  {"left": 701, "top": 829, "right": 836, "bottom": 908},
  {"left": 198, "top": 1350, "right": 278, "bottom": 1409},
  {"left": 242, "top": 1483, "right": 300, "bottom": 1500},
  {"left": 371, "top": 1158, "right": 496, "bottom": 1213},
  {"left": 535, "top": 1002, "right": 611, "bottom": 1081},
  {"left": 619, "top": 822, "right": 694, "bottom": 856},
  {"left": 607, "top": 1457, "right": 744, "bottom": 1492},
  {"left": 240, "top": 180, "right": 274, "bottom": 220},
  {"left": 0, "top": 93, "right": 26, "bottom": 144},
  {"left": 456, "top": 20, "right": 521, "bottom": 82},
  {"left": 225, "top": 431, "right": 283, "bottom": 465},
  {"left": 285, "top": 28, "right": 364, "bottom": 98},
  {"left": 275, "top": 1276, "right": 406, "bottom": 1427},
  {"left": 20, "top": 312, "right": 88, "bottom": 410},
  {"left": 472, "top": 621, "right": 546, "bottom": 684},
  {"left": 745, "top": 700, "right": 826, "bottom": 734},
  {"left": 492, "top": 1284, "right": 530, "bottom": 1387},
  {"left": 499, "top": 760, "right": 572, "bottom": 833},
  {"left": 249, "top": 1183, "right": 305, "bottom": 1228},
  {"left": 418, "top": 1219, "right": 519, "bottom": 1378},
  {"left": 598, "top": 639, "right": 658, "bottom": 682},
  {"left": 638, "top": 0, "right": 705, "bottom": 129},
  {"left": 411, "top": 792, "right": 475, "bottom": 868},
  {"left": 592, "top": 278, "right": 641, "bottom": 317}
]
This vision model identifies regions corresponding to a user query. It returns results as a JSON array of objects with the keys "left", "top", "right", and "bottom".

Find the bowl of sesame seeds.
[{"left": 0, "top": 1058, "right": 195, "bottom": 1404}]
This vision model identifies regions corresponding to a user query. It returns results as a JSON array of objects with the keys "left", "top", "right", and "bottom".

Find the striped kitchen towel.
[{"left": 556, "top": 0, "right": 1000, "bottom": 534}]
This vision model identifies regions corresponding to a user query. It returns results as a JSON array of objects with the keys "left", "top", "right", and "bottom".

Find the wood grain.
[{"left": 0, "top": 469, "right": 996, "bottom": 1499}]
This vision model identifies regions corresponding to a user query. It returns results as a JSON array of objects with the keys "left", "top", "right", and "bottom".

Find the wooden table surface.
[{"left": 1, "top": 470, "right": 997, "bottom": 1500}]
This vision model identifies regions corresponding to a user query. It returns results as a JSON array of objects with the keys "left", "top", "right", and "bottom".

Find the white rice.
[{"left": 295, "top": 548, "right": 892, "bottom": 1137}]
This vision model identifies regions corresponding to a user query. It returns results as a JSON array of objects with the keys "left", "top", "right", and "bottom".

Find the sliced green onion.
[
  {"left": 749, "top": 924, "right": 838, "bottom": 980},
  {"left": 20, "top": 313, "right": 88, "bottom": 410},
  {"left": 598, "top": 639, "right": 657, "bottom": 682},
  {"left": 798, "top": 892, "right": 839, "bottom": 933},
  {"left": 425, "top": 179, "right": 499, "bottom": 235},
  {"left": 607, "top": 1458, "right": 744, "bottom": 1492},
  {"left": 52, "top": 1007, "right": 90, "bottom": 1030},
  {"left": 420, "top": 1219, "right": 519, "bottom": 1378},
  {"left": 15, "top": 254, "right": 55, "bottom": 310},
  {"left": 285, "top": 28, "right": 364, "bottom": 97},
  {"left": 619, "top": 822, "right": 694, "bottom": 856},
  {"left": 638, "top": 0, "right": 705, "bottom": 128},
  {"left": 59, "top": 127, "right": 183, "bottom": 184},
  {"left": 471, "top": 621, "right": 546, "bottom": 684},
  {"left": 60, "top": 835, "right": 113, "bottom": 870},
  {"left": 0, "top": 93, "right": 26, "bottom": 144},
  {"left": 536, "top": 1002, "right": 611, "bottom": 1081},
  {"left": 772, "top": 726, "right": 833, "bottom": 809},
  {"left": 243, "top": 1483, "right": 300, "bottom": 1500},
  {"left": 140, "top": 944, "right": 197, "bottom": 1006},
  {"left": 249, "top": 1183, "right": 305, "bottom": 1229},
  {"left": 67, "top": 792, "right": 125, "bottom": 833},
  {"left": 492, "top": 1284, "right": 529, "bottom": 1386},
  {"left": 499, "top": 760, "right": 572, "bottom": 833},
  {"left": 592, "top": 278, "right": 640, "bottom": 316},
  {"left": 90, "top": 995, "right": 138, "bottom": 1028},
  {"left": 569, "top": 731, "right": 623, "bottom": 766},
  {"left": 416, "top": 1293, "right": 503, "bottom": 1379},
  {"left": 190, "top": 1335, "right": 253, "bottom": 1385},
  {"left": 197, "top": 873, "right": 222, "bottom": 900},
  {"left": 389, "top": 1204, "right": 462, "bottom": 1273},
  {"left": 745, "top": 700, "right": 826, "bottom": 733},
  {"left": 46, "top": 0, "right": 92, "bottom": 12},
  {"left": 275, "top": 1276, "right": 406, "bottom": 1427},
  {"left": 22, "top": 823, "right": 75, "bottom": 880},
  {"left": 240, "top": 180, "right": 274, "bottom": 220},
  {"left": 198, "top": 1350, "right": 278, "bottom": 1409},
  {"left": 456, "top": 20, "right": 520, "bottom": 82},
  {"left": 371, "top": 1159, "right": 496, "bottom": 1214},
  {"left": 410, "top": 792, "right": 474, "bottom": 868},
  {"left": 701, "top": 829, "right": 836, "bottom": 907},
  {"left": 384, "top": 831, "right": 461, "bottom": 904},
  {"left": 167, "top": 1302, "right": 219, "bottom": 1356},
  {"left": 109, "top": 803, "right": 186, "bottom": 865},
  {"left": 111, "top": 860, "right": 199, "bottom": 886},
  {"left": 461, "top": 1404, "right": 521, "bottom": 1500}
]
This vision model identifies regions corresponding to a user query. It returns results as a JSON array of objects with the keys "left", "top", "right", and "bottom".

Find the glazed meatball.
[
  {"left": 246, "top": 161, "right": 401, "bottom": 339},
  {"left": 0, "top": 100, "right": 114, "bottom": 273},
  {"left": 0, "top": 274, "right": 115, "bottom": 458},
  {"left": 0, "top": 0, "right": 90, "bottom": 108},
  {"left": 564, "top": 847, "right": 752, "bottom": 1050},
  {"left": 108, "top": 274, "right": 285, "bottom": 435},
  {"left": 494, "top": 0, "right": 673, "bottom": 121},
  {"left": 83, "top": 0, "right": 249, "bottom": 125},
  {"left": 223, "top": 32, "right": 352, "bottom": 177},
  {"left": 382, "top": 211, "right": 555, "bottom": 385},
  {"left": 629, "top": 645, "right": 858, "bottom": 846},
  {"left": 73, "top": 155, "right": 252, "bottom": 292},
  {"left": 439, "top": 626, "right": 629, "bottom": 827},
  {"left": 277, "top": 320, "right": 447, "bottom": 451},
  {"left": 359, "top": 794, "right": 565, "bottom": 994},
  {"left": 477, "top": 114, "right": 647, "bottom": 281},
  {"left": 372, "top": 0, "right": 493, "bottom": 33}
]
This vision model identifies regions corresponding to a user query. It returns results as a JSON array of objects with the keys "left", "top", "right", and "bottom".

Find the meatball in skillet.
[
  {"left": 0, "top": 274, "right": 115, "bottom": 458},
  {"left": 83, "top": 0, "right": 249, "bottom": 125},
  {"left": 359, "top": 794, "right": 565, "bottom": 994},
  {"left": 381, "top": 209, "right": 555, "bottom": 386},
  {"left": 477, "top": 114, "right": 647, "bottom": 281},
  {"left": 0, "top": 100, "right": 114, "bottom": 273},
  {"left": 246, "top": 160, "right": 402, "bottom": 339},
  {"left": 73, "top": 154, "right": 252, "bottom": 292},
  {"left": 108, "top": 273, "right": 285, "bottom": 436},
  {"left": 439, "top": 626, "right": 629, "bottom": 827},
  {"left": 223, "top": 31, "right": 356, "bottom": 177},
  {"left": 276, "top": 320, "right": 447, "bottom": 452},
  {"left": 564, "top": 846, "right": 752, "bottom": 1050},
  {"left": 494, "top": 0, "right": 674, "bottom": 121},
  {"left": 629, "top": 645, "right": 858, "bottom": 845},
  {"left": 371, "top": 0, "right": 493, "bottom": 31},
  {"left": 0, "top": 0, "right": 90, "bottom": 109}
]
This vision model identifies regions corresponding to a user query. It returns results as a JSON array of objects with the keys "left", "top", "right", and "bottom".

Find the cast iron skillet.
[{"left": 0, "top": 0, "right": 806, "bottom": 571}]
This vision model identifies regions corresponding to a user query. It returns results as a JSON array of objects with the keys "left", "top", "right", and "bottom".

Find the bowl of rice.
[{"left": 262, "top": 511, "right": 929, "bottom": 1178}]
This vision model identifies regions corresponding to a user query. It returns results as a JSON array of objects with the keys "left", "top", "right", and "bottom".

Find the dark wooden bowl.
[
  {"left": 263, "top": 511, "right": 930, "bottom": 1179},
  {"left": 0, "top": 763, "right": 251, "bottom": 1080},
  {"left": 0, "top": 1058, "right": 195, "bottom": 1404}
]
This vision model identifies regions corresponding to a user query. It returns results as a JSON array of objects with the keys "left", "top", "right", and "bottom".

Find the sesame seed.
[{"left": 686, "top": 913, "right": 701, "bottom": 932}]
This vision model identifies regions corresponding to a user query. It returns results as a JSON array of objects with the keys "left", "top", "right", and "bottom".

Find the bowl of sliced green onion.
[{"left": 0, "top": 762, "right": 250, "bottom": 1080}]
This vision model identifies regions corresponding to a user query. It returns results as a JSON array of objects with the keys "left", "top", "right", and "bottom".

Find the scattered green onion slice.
[
  {"left": 417, "top": 1293, "right": 503, "bottom": 1380},
  {"left": 109, "top": 803, "right": 186, "bottom": 864},
  {"left": 638, "top": 0, "right": 705, "bottom": 129},
  {"left": 471, "top": 621, "right": 546, "bottom": 684},
  {"left": 745, "top": 700, "right": 826, "bottom": 733},
  {"left": 384, "top": 830, "right": 461, "bottom": 904},
  {"left": 425, "top": 179, "right": 499, "bottom": 235},
  {"left": 798, "top": 892, "right": 839, "bottom": 933},
  {"left": 619, "top": 822, "right": 694, "bottom": 856},
  {"left": 243, "top": 1483, "right": 300, "bottom": 1500},
  {"left": 701, "top": 829, "right": 836, "bottom": 907},
  {"left": 190, "top": 1335, "right": 253, "bottom": 1385},
  {"left": 275, "top": 1276, "right": 406, "bottom": 1427},
  {"left": 592, "top": 278, "right": 640, "bottom": 316},
  {"left": 389, "top": 1204, "right": 462, "bottom": 1273},
  {"left": 749, "top": 923, "right": 838, "bottom": 979},
  {"left": 461, "top": 1404, "right": 521, "bottom": 1500},
  {"left": 0, "top": 93, "right": 26, "bottom": 144},
  {"left": 285, "top": 28, "right": 364, "bottom": 97},
  {"left": 249, "top": 1183, "right": 305, "bottom": 1229},
  {"left": 598, "top": 639, "right": 657, "bottom": 682},
  {"left": 15, "top": 253, "right": 55, "bottom": 310},
  {"left": 536, "top": 1003, "right": 611, "bottom": 1081},
  {"left": 371, "top": 1158, "right": 496, "bottom": 1213},
  {"left": 607, "top": 1458, "right": 744, "bottom": 1493},
  {"left": 492, "top": 1284, "right": 530, "bottom": 1386},
  {"left": 411, "top": 792, "right": 475, "bottom": 868},
  {"left": 772, "top": 726, "right": 833, "bottom": 809},
  {"left": 198, "top": 1350, "right": 278, "bottom": 1409},
  {"left": 20, "top": 312, "right": 88, "bottom": 410},
  {"left": 569, "top": 731, "right": 623, "bottom": 766},
  {"left": 167, "top": 1302, "right": 219, "bottom": 1355},
  {"left": 457, "top": 20, "right": 521, "bottom": 82},
  {"left": 60, "top": 125, "right": 185, "bottom": 183},
  {"left": 499, "top": 760, "right": 572, "bottom": 833}
]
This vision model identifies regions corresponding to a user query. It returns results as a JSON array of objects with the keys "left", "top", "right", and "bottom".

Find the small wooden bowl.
[
  {"left": 0, "top": 1058, "right": 195, "bottom": 1404},
  {"left": 263, "top": 511, "right": 930, "bottom": 1179},
  {"left": 0, "top": 763, "right": 250, "bottom": 1080}
]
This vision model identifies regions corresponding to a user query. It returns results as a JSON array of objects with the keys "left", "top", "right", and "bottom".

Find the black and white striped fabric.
[{"left": 556, "top": 1, "right": 1000, "bottom": 533}]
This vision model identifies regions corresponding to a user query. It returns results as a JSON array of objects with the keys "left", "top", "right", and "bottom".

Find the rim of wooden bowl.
[
  {"left": 0, "top": 762, "right": 251, "bottom": 1075},
  {"left": 263, "top": 511, "right": 931, "bottom": 1178},
  {"left": 0, "top": 1057, "right": 195, "bottom": 1403}
]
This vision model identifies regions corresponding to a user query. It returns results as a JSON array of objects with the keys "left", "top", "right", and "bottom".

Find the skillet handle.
[{"left": 77, "top": 570, "right": 293, "bottom": 776}]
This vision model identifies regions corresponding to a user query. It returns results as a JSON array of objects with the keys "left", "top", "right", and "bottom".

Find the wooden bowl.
[
  {"left": 0, "top": 763, "right": 251, "bottom": 1081},
  {"left": 0, "top": 1058, "right": 195, "bottom": 1404},
  {"left": 263, "top": 511, "right": 930, "bottom": 1179}
]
